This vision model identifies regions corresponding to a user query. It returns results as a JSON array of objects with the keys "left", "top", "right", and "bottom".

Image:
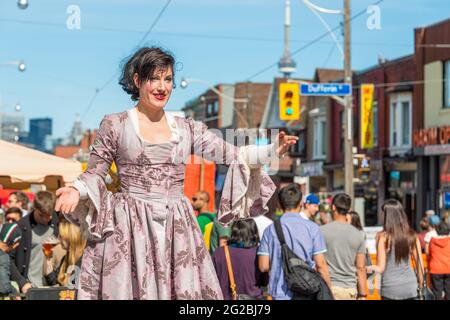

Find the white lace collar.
[{"left": 128, "top": 108, "right": 179, "bottom": 143}]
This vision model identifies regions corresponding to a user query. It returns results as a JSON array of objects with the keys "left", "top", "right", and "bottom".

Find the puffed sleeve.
[
  {"left": 189, "top": 119, "right": 277, "bottom": 226},
  {"left": 64, "top": 114, "right": 120, "bottom": 241}
]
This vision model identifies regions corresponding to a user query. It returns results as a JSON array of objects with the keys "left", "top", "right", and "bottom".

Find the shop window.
[
  {"left": 207, "top": 103, "right": 213, "bottom": 116},
  {"left": 390, "top": 93, "right": 412, "bottom": 150},
  {"left": 313, "top": 116, "right": 326, "bottom": 160}
]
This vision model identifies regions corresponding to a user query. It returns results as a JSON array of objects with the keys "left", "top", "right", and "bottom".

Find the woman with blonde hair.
[{"left": 44, "top": 221, "right": 86, "bottom": 287}]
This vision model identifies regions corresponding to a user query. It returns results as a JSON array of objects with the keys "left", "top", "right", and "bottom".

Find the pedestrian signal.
[{"left": 279, "top": 83, "right": 300, "bottom": 121}]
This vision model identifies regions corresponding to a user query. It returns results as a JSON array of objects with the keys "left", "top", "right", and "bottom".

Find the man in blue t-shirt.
[{"left": 257, "top": 183, "right": 332, "bottom": 300}]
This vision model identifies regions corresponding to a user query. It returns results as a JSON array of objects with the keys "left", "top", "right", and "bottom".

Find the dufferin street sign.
[{"left": 300, "top": 83, "right": 352, "bottom": 96}]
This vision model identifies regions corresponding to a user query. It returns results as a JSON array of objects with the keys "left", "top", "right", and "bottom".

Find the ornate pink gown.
[{"left": 66, "top": 109, "right": 276, "bottom": 300}]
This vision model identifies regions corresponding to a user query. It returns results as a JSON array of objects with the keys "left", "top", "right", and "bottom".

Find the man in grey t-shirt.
[{"left": 321, "top": 193, "right": 367, "bottom": 300}]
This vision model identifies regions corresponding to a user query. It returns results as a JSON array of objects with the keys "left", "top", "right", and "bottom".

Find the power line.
[
  {"left": 245, "top": 0, "right": 386, "bottom": 81},
  {"left": 323, "top": 43, "right": 337, "bottom": 67},
  {"left": 80, "top": 0, "right": 173, "bottom": 121},
  {"left": 352, "top": 78, "right": 447, "bottom": 90},
  {"left": 136, "top": 0, "right": 172, "bottom": 47},
  {"left": 2, "top": 17, "right": 448, "bottom": 48}
]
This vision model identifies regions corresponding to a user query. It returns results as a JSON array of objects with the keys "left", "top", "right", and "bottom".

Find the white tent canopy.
[{"left": 0, "top": 139, "right": 82, "bottom": 189}]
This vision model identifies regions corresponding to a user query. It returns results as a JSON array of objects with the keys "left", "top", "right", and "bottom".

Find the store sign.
[
  {"left": 360, "top": 84, "right": 375, "bottom": 149},
  {"left": 298, "top": 162, "right": 324, "bottom": 177},
  {"left": 414, "top": 126, "right": 450, "bottom": 147}
]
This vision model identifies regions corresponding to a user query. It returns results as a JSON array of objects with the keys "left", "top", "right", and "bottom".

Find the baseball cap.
[
  {"left": 429, "top": 215, "right": 441, "bottom": 226},
  {"left": 0, "top": 223, "right": 22, "bottom": 246},
  {"left": 305, "top": 194, "right": 320, "bottom": 205}
]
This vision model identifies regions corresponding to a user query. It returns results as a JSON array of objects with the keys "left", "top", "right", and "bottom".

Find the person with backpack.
[{"left": 257, "top": 183, "right": 332, "bottom": 300}]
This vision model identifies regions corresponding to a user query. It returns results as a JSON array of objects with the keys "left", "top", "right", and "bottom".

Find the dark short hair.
[
  {"left": 33, "top": 191, "right": 56, "bottom": 215},
  {"left": 229, "top": 219, "right": 260, "bottom": 248},
  {"left": 119, "top": 47, "right": 176, "bottom": 101},
  {"left": 332, "top": 193, "right": 352, "bottom": 215},
  {"left": 10, "top": 191, "right": 30, "bottom": 208},
  {"left": 278, "top": 183, "right": 303, "bottom": 211},
  {"left": 436, "top": 222, "right": 450, "bottom": 236},
  {"left": 5, "top": 207, "right": 23, "bottom": 218}
]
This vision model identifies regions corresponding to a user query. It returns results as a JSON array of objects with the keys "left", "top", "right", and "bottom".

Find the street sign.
[{"left": 300, "top": 83, "right": 352, "bottom": 96}]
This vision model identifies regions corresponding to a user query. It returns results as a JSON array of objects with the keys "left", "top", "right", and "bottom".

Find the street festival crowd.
[
  {"left": 1, "top": 187, "right": 450, "bottom": 300},
  {"left": 1, "top": 47, "right": 450, "bottom": 300}
]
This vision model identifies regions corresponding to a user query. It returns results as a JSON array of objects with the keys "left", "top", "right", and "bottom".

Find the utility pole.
[{"left": 343, "top": 0, "right": 354, "bottom": 199}]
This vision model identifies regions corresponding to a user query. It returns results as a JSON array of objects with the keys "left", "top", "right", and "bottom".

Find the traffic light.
[{"left": 279, "top": 83, "right": 300, "bottom": 121}]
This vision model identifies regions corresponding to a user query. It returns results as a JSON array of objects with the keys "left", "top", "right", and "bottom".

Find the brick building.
[{"left": 414, "top": 18, "right": 450, "bottom": 226}]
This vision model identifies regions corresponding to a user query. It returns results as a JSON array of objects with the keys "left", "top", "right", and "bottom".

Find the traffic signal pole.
[{"left": 343, "top": 0, "right": 354, "bottom": 199}]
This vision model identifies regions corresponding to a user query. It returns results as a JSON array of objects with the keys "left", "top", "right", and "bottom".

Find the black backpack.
[{"left": 274, "top": 219, "right": 321, "bottom": 297}]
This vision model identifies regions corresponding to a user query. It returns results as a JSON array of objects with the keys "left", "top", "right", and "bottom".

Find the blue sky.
[{"left": 0, "top": 0, "right": 449, "bottom": 138}]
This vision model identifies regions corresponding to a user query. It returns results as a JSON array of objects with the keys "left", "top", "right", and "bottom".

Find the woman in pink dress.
[{"left": 54, "top": 47, "right": 298, "bottom": 300}]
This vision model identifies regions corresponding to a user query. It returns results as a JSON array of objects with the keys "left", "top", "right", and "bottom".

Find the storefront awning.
[{"left": 0, "top": 139, "right": 82, "bottom": 188}]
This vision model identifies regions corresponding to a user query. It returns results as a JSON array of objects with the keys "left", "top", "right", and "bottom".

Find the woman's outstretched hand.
[
  {"left": 275, "top": 131, "right": 299, "bottom": 157},
  {"left": 55, "top": 186, "right": 80, "bottom": 214}
]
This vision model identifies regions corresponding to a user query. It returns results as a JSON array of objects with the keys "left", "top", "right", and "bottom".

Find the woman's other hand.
[
  {"left": 55, "top": 186, "right": 80, "bottom": 215},
  {"left": 275, "top": 131, "right": 299, "bottom": 157}
]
